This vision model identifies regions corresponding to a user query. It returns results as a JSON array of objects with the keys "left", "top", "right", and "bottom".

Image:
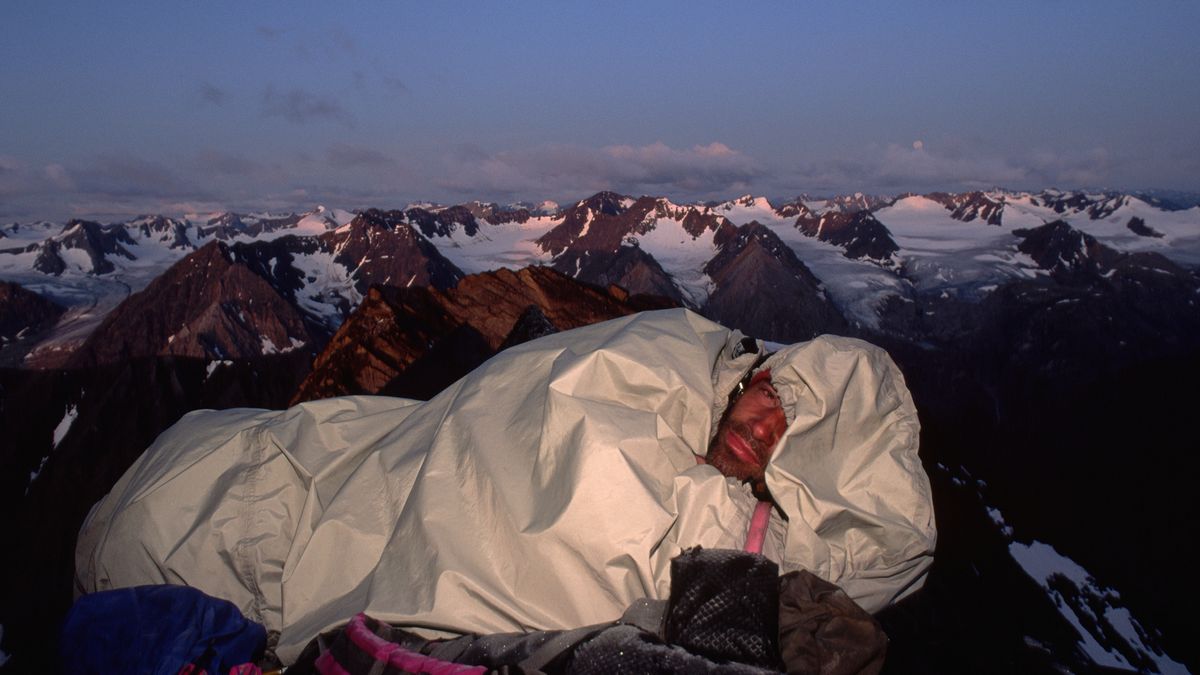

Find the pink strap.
[
  {"left": 319, "top": 613, "right": 486, "bottom": 675},
  {"left": 743, "top": 500, "right": 772, "bottom": 554}
]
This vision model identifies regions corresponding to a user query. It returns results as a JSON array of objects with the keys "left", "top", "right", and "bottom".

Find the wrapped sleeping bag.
[{"left": 75, "top": 308, "right": 935, "bottom": 664}]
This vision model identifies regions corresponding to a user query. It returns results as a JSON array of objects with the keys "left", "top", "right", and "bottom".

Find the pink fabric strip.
[
  {"left": 314, "top": 650, "right": 352, "bottom": 675},
  {"left": 326, "top": 613, "right": 486, "bottom": 675},
  {"left": 743, "top": 500, "right": 772, "bottom": 554}
]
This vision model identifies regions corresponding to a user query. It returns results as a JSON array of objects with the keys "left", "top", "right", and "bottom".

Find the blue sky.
[{"left": 2, "top": 1, "right": 1198, "bottom": 220}]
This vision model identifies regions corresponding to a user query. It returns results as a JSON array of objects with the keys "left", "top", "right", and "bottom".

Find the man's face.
[{"left": 706, "top": 373, "right": 788, "bottom": 486}]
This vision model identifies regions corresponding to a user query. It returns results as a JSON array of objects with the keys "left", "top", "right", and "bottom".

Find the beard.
[{"left": 705, "top": 420, "right": 769, "bottom": 483}]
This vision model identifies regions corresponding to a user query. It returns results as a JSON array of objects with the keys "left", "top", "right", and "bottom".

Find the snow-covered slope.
[{"left": 413, "top": 210, "right": 558, "bottom": 274}]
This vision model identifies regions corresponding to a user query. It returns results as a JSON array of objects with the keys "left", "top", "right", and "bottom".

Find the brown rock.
[{"left": 291, "top": 265, "right": 677, "bottom": 403}]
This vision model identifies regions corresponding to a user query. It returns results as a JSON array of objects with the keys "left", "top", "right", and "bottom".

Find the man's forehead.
[
  {"left": 748, "top": 369, "right": 773, "bottom": 388},
  {"left": 747, "top": 379, "right": 777, "bottom": 394}
]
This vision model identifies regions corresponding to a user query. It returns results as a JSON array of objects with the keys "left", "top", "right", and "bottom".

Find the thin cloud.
[
  {"left": 434, "top": 141, "right": 763, "bottom": 203},
  {"left": 326, "top": 144, "right": 397, "bottom": 168},
  {"left": 1023, "top": 147, "right": 1112, "bottom": 188},
  {"left": 43, "top": 164, "right": 73, "bottom": 190},
  {"left": 0, "top": 154, "right": 224, "bottom": 221},
  {"left": 0, "top": 158, "right": 75, "bottom": 198},
  {"left": 774, "top": 141, "right": 1124, "bottom": 196},
  {"left": 602, "top": 141, "right": 761, "bottom": 191},
  {"left": 261, "top": 86, "right": 353, "bottom": 126},
  {"left": 73, "top": 154, "right": 199, "bottom": 199},
  {"left": 198, "top": 81, "right": 227, "bottom": 106},
  {"left": 193, "top": 150, "right": 263, "bottom": 177},
  {"left": 381, "top": 75, "right": 409, "bottom": 95},
  {"left": 330, "top": 27, "right": 357, "bottom": 55},
  {"left": 0, "top": 156, "right": 33, "bottom": 197},
  {"left": 872, "top": 142, "right": 1030, "bottom": 190}
]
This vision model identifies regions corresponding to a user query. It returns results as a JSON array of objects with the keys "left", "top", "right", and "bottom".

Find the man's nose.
[{"left": 749, "top": 415, "right": 778, "bottom": 445}]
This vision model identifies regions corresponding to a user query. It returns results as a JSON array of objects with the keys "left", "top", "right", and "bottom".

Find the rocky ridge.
[{"left": 292, "top": 265, "right": 677, "bottom": 402}]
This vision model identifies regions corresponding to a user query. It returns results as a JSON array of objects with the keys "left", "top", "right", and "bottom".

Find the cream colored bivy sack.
[{"left": 75, "top": 308, "right": 935, "bottom": 664}]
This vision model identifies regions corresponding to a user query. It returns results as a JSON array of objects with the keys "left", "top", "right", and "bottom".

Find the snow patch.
[
  {"left": 420, "top": 214, "right": 558, "bottom": 274},
  {"left": 205, "top": 359, "right": 233, "bottom": 380},
  {"left": 53, "top": 402, "right": 78, "bottom": 448},
  {"left": 1009, "top": 540, "right": 1188, "bottom": 673},
  {"left": 26, "top": 455, "right": 50, "bottom": 495},
  {"left": 986, "top": 506, "right": 1013, "bottom": 538},
  {"left": 260, "top": 336, "right": 305, "bottom": 355},
  {"left": 715, "top": 195, "right": 786, "bottom": 226}
]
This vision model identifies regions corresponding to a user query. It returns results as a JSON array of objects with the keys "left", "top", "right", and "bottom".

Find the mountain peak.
[
  {"left": 703, "top": 221, "right": 846, "bottom": 342},
  {"left": 67, "top": 240, "right": 317, "bottom": 367},
  {"left": 576, "top": 190, "right": 632, "bottom": 216},
  {"left": 795, "top": 210, "right": 899, "bottom": 263},
  {"left": 1013, "top": 220, "right": 1119, "bottom": 282}
]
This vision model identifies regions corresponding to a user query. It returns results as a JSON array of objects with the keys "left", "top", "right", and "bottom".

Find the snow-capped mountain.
[
  {"left": 4, "top": 188, "right": 1197, "bottom": 363},
  {"left": 0, "top": 206, "right": 355, "bottom": 365}
]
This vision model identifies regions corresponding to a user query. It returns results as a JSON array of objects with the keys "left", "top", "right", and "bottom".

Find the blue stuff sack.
[{"left": 60, "top": 585, "right": 266, "bottom": 674}]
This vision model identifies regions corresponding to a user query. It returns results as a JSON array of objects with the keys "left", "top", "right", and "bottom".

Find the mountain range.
[{"left": 1, "top": 188, "right": 1197, "bottom": 673}]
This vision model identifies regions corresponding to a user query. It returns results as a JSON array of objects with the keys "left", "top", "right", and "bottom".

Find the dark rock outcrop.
[
  {"left": 497, "top": 304, "right": 559, "bottom": 351},
  {"left": 1013, "top": 220, "right": 1120, "bottom": 283},
  {"left": 1030, "top": 189, "right": 1127, "bottom": 217},
  {"left": 540, "top": 193, "right": 727, "bottom": 304},
  {"left": 135, "top": 214, "right": 193, "bottom": 249},
  {"left": 552, "top": 244, "right": 683, "bottom": 304},
  {"left": 774, "top": 199, "right": 816, "bottom": 219},
  {"left": 321, "top": 209, "right": 464, "bottom": 295},
  {"left": 927, "top": 191, "right": 1005, "bottom": 225},
  {"left": 1125, "top": 216, "right": 1164, "bottom": 238},
  {"left": 796, "top": 193, "right": 889, "bottom": 214},
  {"left": 405, "top": 204, "right": 481, "bottom": 239},
  {"left": 794, "top": 210, "right": 899, "bottom": 262},
  {"left": 199, "top": 212, "right": 303, "bottom": 240},
  {"left": 0, "top": 281, "right": 64, "bottom": 364},
  {"left": 1085, "top": 194, "right": 1129, "bottom": 220},
  {"left": 32, "top": 239, "right": 66, "bottom": 275},
  {"left": 27, "top": 220, "right": 138, "bottom": 276},
  {"left": 702, "top": 221, "right": 847, "bottom": 343},
  {"left": 536, "top": 191, "right": 638, "bottom": 256},
  {"left": 463, "top": 201, "right": 534, "bottom": 225},
  {"left": 58, "top": 220, "right": 138, "bottom": 274},
  {"left": 227, "top": 236, "right": 325, "bottom": 309}
]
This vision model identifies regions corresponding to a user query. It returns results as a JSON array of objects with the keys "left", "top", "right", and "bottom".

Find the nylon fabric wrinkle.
[
  {"left": 233, "top": 427, "right": 273, "bottom": 625},
  {"left": 127, "top": 409, "right": 276, "bottom": 503}
]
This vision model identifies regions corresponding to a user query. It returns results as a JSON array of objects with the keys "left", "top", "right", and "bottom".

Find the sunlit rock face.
[{"left": 291, "top": 265, "right": 677, "bottom": 403}]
